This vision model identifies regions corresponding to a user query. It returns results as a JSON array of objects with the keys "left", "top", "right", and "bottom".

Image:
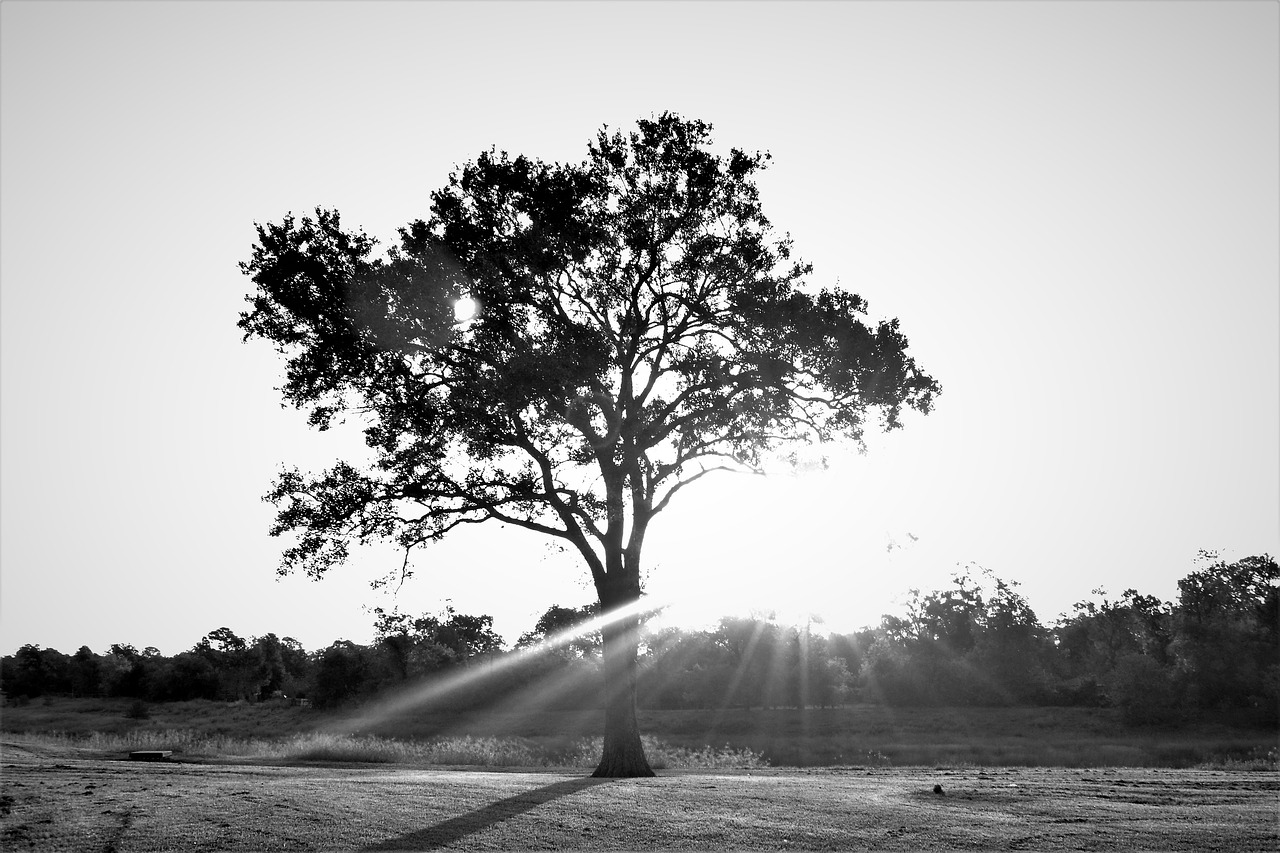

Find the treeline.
[
  {"left": 0, "top": 607, "right": 503, "bottom": 710},
  {"left": 855, "top": 554, "right": 1277, "bottom": 723},
  {"left": 4, "top": 553, "right": 1276, "bottom": 725}
]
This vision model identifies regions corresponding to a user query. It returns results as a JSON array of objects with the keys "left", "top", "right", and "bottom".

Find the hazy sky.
[{"left": 2, "top": 1, "right": 1276, "bottom": 656}]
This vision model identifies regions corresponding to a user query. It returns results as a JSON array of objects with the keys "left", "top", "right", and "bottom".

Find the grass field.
[{"left": 2, "top": 697, "right": 1275, "bottom": 769}]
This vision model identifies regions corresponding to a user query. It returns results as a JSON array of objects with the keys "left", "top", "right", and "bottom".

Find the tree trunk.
[{"left": 592, "top": 578, "right": 655, "bottom": 778}]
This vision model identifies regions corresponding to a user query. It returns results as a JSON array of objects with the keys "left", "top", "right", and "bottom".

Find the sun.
[{"left": 453, "top": 296, "right": 478, "bottom": 323}]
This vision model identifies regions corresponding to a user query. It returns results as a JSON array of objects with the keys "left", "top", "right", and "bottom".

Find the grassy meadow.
[{"left": 3, "top": 696, "right": 1276, "bottom": 770}]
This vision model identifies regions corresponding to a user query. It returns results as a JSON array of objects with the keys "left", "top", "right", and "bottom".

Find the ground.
[{"left": 1, "top": 741, "right": 1276, "bottom": 851}]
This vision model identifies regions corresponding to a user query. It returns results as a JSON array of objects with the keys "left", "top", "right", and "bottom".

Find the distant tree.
[
  {"left": 1, "top": 645, "right": 69, "bottom": 698},
  {"left": 194, "top": 628, "right": 264, "bottom": 701},
  {"left": 858, "top": 633, "right": 921, "bottom": 705},
  {"left": 635, "top": 626, "right": 705, "bottom": 708},
  {"left": 250, "top": 633, "right": 306, "bottom": 700},
  {"left": 828, "top": 630, "right": 872, "bottom": 686},
  {"left": 273, "top": 635, "right": 313, "bottom": 699},
  {"left": 516, "top": 603, "right": 602, "bottom": 660},
  {"left": 372, "top": 609, "right": 430, "bottom": 681},
  {"left": 239, "top": 113, "right": 940, "bottom": 775},
  {"left": 432, "top": 608, "right": 505, "bottom": 660},
  {"left": 968, "top": 573, "right": 1053, "bottom": 702},
  {"left": 146, "top": 652, "right": 220, "bottom": 702},
  {"left": 711, "top": 615, "right": 790, "bottom": 709},
  {"left": 861, "top": 568, "right": 1052, "bottom": 705},
  {"left": 310, "top": 640, "right": 380, "bottom": 709},
  {"left": 199, "top": 628, "right": 247, "bottom": 655},
  {"left": 68, "top": 646, "right": 102, "bottom": 698},
  {"left": 102, "top": 643, "right": 147, "bottom": 698},
  {"left": 373, "top": 606, "right": 505, "bottom": 683},
  {"left": 1169, "top": 552, "right": 1278, "bottom": 712},
  {"left": 811, "top": 654, "right": 855, "bottom": 708},
  {"left": 1054, "top": 588, "right": 1172, "bottom": 705},
  {"left": 795, "top": 629, "right": 854, "bottom": 709}
]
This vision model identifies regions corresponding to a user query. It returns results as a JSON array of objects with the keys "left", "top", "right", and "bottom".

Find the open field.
[
  {"left": 2, "top": 739, "right": 1277, "bottom": 851},
  {"left": 4, "top": 698, "right": 1276, "bottom": 768}
]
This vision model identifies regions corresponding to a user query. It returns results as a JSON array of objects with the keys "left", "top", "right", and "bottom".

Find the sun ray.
[
  {"left": 704, "top": 616, "right": 772, "bottom": 738},
  {"left": 328, "top": 595, "right": 667, "bottom": 735},
  {"left": 634, "top": 628, "right": 714, "bottom": 709}
]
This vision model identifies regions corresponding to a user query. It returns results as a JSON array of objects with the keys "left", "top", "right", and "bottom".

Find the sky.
[{"left": 2, "top": 1, "right": 1276, "bottom": 656}]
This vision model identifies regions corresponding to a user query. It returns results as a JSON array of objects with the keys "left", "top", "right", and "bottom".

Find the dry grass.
[
  {"left": 3, "top": 697, "right": 1275, "bottom": 769},
  {"left": 2, "top": 729, "right": 768, "bottom": 770}
]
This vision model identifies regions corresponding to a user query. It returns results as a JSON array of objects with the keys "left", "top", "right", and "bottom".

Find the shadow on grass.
[{"left": 362, "top": 776, "right": 612, "bottom": 851}]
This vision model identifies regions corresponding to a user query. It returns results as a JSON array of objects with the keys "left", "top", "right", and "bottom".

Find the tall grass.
[
  {"left": 594, "top": 736, "right": 769, "bottom": 771},
  {"left": 1194, "top": 746, "right": 1279, "bottom": 771},
  {"left": 287, "top": 734, "right": 552, "bottom": 766},
  {"left": 2, "top": 730, "right": 768, "bottom": 770},
  {"left": 4, "top": 699, "right": 1274, "bottom": 769}
]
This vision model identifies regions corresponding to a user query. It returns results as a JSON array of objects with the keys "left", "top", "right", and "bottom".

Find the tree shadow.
[{"left": 362, "top": 776, "right": 611, "bottom": 851}]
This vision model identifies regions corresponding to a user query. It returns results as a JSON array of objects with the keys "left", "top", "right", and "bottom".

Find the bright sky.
[{"left": 2, "top": 1, "right": 1276, "bottom": 656}]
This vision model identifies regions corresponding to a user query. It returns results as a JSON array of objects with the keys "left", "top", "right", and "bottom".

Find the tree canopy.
[
  {"left": 239, "top": 113, "right": 939, "bottom": 590},
  {"left": 238, "top": 113, "right": 941, "bottom": 775}
]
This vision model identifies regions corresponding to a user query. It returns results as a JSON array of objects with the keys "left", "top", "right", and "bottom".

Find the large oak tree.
[{"left": 239, "top": 114, "right": 940, "bottom": 776}]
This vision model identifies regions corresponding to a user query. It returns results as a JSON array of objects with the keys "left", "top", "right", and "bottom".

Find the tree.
[
  {"left": 516, "top": 603, "right": 602, "bottom": 659},
  {"left": 239, "top": 113, "right": 940, "bottom": 776},
  {"left": 102, "top": 643, "right": 147, "bottom": 698},
  {"left": 69, "top": 646, "right": 102, "bottom": 698},
  {"left": 2, "top": 644, "right": 70, "bottom": 698},
  {"left": 194, "top": 628, "right": 265, "bottom": 701},
  {"left": 249, "top": 633, "right": 312, "bottom": 700},
  {"left": 146, "top": 652, "right": 220, "bottom": 702},
  {"left": 858, "top": 568, "right": 1052, "bottom": 705},
  {"left": 310, "top": 640, "right": 379, "bottom": 709},
  {"left": 1054, "top": 587, "right": 1172, "bottom": 705},
  {"left": 373, "top": 606, "right": 505, "bottom": 681},
  {"left": 1169, "top": 552, "right": 1278, "bottom": 711}
]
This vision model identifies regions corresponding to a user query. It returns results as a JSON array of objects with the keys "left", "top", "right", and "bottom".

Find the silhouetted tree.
[
  {"left": 432, "top": 607, "right": 505, "bottom": 661},
  {"left": 249, "top": 633, "right": 311, "bottom": 700},
  {"left": 310, "top": 640, "right": 380, "bottom": 709},
  {"left": 68, "top": 646, "right": 102, "bottom": 697},
  {"left": 102, "top": 644, "right": 148, "bottom": 698},
  {"left": 372, "top": 609, "right": 424, "bottom": 682},
  {"left": 859, "top": 568, "right": 1052, "bottom": 705},
  {"left": 194, "top": 628, "right": 265, "bottom": 701},
  {"left": 1, "top": 645, "right": 71, "bottom": 698},
  {"left": 516, "top": 603, "right": 602, "bottom": 659},
  {"left": 968, "top": 573, "right": 1053, "bottom": 703},
  {"left": 239, "top": 113, "right": 940, "bottom": 775},
  {"left": 373, "top": 606, "right": 505, "bottom": 683},
  {"left": 146, "top": 652, "right": 220, "bottom": 702},
  {"left": 1054, "top": 588, "right": 1173, "bottom": 705},
  {"left": 1169, "top": 552, "right": 1278, "bottom": 713}
]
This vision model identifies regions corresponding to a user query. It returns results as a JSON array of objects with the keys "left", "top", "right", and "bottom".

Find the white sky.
[{"left": 2, "top": 1, "right": 1276, "bottom": 656}]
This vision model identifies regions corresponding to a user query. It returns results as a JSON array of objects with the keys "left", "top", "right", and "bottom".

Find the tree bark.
[{"left": 592, "top": 575, "right": 655, "bottom": 778}]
